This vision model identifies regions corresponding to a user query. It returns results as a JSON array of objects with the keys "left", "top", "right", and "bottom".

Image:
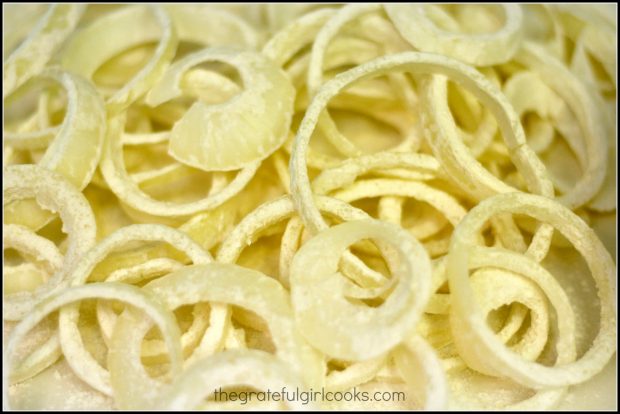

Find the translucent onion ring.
[
  {"left": 514, "top": 43, "right": 608, "bottom": 209},
  {"left": 291, "top": 51, "right": 553, "bottom": 236},
  {"left": 57, "top": 224, "right": 214, "bottom": 395},
  {"left": 3, "top": 4, "right": 85, "bottom": 98},
  {"left": 3, "top": 165, "right": 96, "bottom": 321},
  {"left": 4, "top": 69, "right": 106, "bottom": 231},
  {"left": 165, "top": 5, "right": 259, "bottom": 50},
  {"left": 100, "top": 114, "right": 259, "bottom": 218},
  {"left": 61, "top": 5, "right": 178, "bottom": 114},
  {"left": 290, "top": 220, "right": 432, "bottom": 361},
  {"left": 385, "top": 4, "right": 524, "bottom": 66},
  {"left": 145, "top": 47, "right": 295, "bottom": 172},
  {"left": 447, "top": 192, "right": 616, "bottom": 388},
  {"left": 108, "top": 263, "right": 323, "bottom": 409},
  {"left": 156, "top": 350, "right": 311, "bottom": 410},
  {"left": 3, "top": 282, "right": 183, "bottom": 410},
  {"left": 394, "top": 336, "right": 448, "bottom": 410},
  {"left": 216, "top": 194, "right": 390, "bottom": 291}
]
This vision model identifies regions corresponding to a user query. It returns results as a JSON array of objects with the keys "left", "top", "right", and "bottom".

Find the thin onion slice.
[
  {"left": 61, "top": 5, "right": 177, "bottom": 114},
  {"left": 157, "top": 350, "right": 311, "bottom": 410},
  {"left": 3, "top": 4, "right": 85, "bottom": 98},
  {"left": 290, "top": 220, "right": 432, "bottom": 360},
  {"left": 385, "top": 4, "right": 523, "bottom": 66},
  {"left": 146, "top": 47, "right": 295, "bottom": 172},
  {"left": 57, "top": 224, "right": 213, "bottom": 395},
  {"left": 3, "top": 165, "right": 96, "bottom": 321},
  {"left": 4, "top": 69, "right": 105, "bottom": 230},
  {"left": 447, "top": 192, "right": 616, "bottom": 388},
  {"left": 100, "top": 114, "right": 259, "bottom": 218},
  {"left": 3, "top": 282, "right": 183, "bottom": 410},
  {"left": 108, "top": 263, "right": 323, "bottom": 409}
]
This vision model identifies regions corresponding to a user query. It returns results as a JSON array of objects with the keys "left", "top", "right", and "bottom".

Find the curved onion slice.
[
  {"left": 263, "top": 9, "right": 337, "bottom": 66},
  {"left": 290, "top": 220, "right": 432, "bottom": 360},
  {"left": 108, "top": 263, "right": 323, "bottom": 409},
  {"left": 146, "top": 48, "right": 295, "bottom": 171},
  {"left": 215, "top": 194, "right": 393, "bottom": 291},
  {"left": 447, "top": 192, "right": 616, "bottom": 388},
  {"left": 61, "top": 5, "right": 177, "bottom": 114},
  {"left": 3, "top": 165, "right": 96, "bottom": 321},
  {"left": 57, "top": 224, "right": 213, "bottom": 395},
  {"left": 291, "top": 51, "right": 553, "bottom": 235},
  {"left": 4, "top": 69, "right": 105, "bottom": 230},
  {"left": 394, "top": 336, "right": 448, "bottom": 410},
  {"left": 157, "top": 350, "right": 311, "bottom": 410},
  {"left": 3, "top": 4, "right": 85, "bottom": 98},
  {"left": 100, "top": 114, "right": 259, "bottom": 218},
  {"left": 514, "top": 43, "right": 608, "bottom": 209},
  {"left": 165, "top": 5, "right": 259, "bottom": 50},
  {"left": 385, "top": 4, "right": 523, "bottom": 66},
  {"left": 3, "top": 283, "right": 183, "bottom": 410}
]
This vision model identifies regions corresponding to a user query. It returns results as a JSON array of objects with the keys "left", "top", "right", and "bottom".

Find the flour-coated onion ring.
[
  {"left": 290, "top": 220, "right": 432, "bottom": 360},
  {"left": 157, "top": 350, "right": 311, "bottom": 410},
  {"left": 57, "top": 224, "right": 214, "bottom": 395},
  {"left": 100, "top": 114, "right": 260, "bottom": 218},
  {"left": 447, "top": 192, "right": 615, "bottom": 388},
  {"left": 61, "top": 5, "right": 177, "bottom": 114},
  {"left": 3, "top": 4, "right": 85, "bottom": 98},
  {"left": 3, "top": 282, "right": 183, "bottom": 410},
  {"left": 385, "top": 4, "right": 523, "bottom": 66},
  {"left": 3, "top": 165, "right": 96, "bottom": 321}
]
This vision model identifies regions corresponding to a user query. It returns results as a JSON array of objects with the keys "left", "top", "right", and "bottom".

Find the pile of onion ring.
[{"left": 3, "top": 4, "right": 617, "bottom": 410}]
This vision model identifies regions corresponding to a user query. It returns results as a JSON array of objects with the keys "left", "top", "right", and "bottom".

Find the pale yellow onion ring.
[
  {"left": 307, "top": 4, "right": 414, "bottom": 158},
  {"left": 378, "top": 196, "right": 449, "bottom": 242},
  {"left": 329, "top": 179, "right": 467, "bottom": 231},
  {"left": 108, "top": 263, "right": 324, "bottom": 409},
  {"left": 447, "top": 192, "right": 615, "bottom": 388},
  {"left": 3, "top": 4, "right": 85, "bottom": 98},
  {"left": 6, "top": 70, "right": 106, "bottom": 186},
  {"left": 502, "top": 71, "right": 560, "bottom": 154},
  {"left": 521, "top": 5, "right": 565, "bottom": 59},
  {"left": 514, "top": 42, "right": 608, "bottom": 209},
  {"left": 57, "top": 224, "right": 215, "bottom": 395},
  {"left": 331, "top": 179, "right": 466, "bottom": 259},
  {"left": 4, "top": 69, "right": 106, "bottom": 231},
  {"left": 325, "top": 356, "right": 386, "bottom": 392},
  {"left": 3, "top": 165, "right": 96, "bottom": 321},
  {"left": 446, "top": 251, "right": 577, "bottom": 409},
  {"left": 290, "top": 219, "right": 432, "bottom": 360},
  {"left": 3, "top": 225, "right": 64, "bottom": 383},
  {"left": 96, "top": 261, "right": 187, "bottom": 339},
  {"left": 307, "top": 4, "right": 382, "bottom": 96},
  {"left": 452, "top": 245, "right": 577, "bottom": 372},
  {"left": 291, "top": 51, "right": 553, "bottom": 239},
  {"left": 2, "top": 283, "right": 183, "bottom": 410},
  {"left": 165, "top": 5, "right": 258, "bottom": 49},
  {"left": 385, "top": 4, "right": 523, "bottom": 66},
  {"left": 263, "top": 8, "right": 337, "bottom": 66},
  {"left": 2, "top": 4, "right": 48, "bottom": 59},
  {"left": 465, "top": 268, "right": 557, "bottom": 362},
  {"left": 265, "top": 4, "right": 325, "bottom": 33},
  {"left": 311, "top": 152, "right": 441, "bottom": 196},
  {"left": 145, "top": 47, "right": 295, "bottom": 172},
  {"left": 394, "top": 336, "right": 448, "bottom": 410},
  {"left": 421, "top": 73, "right": 556, "bottom": 261},
  {"left": 216, "top": 195, "right": 390, "bottom": 291},
  {"left": 157, "top": 350, "right": 312, "bottom": 410},
  {"left": 100, "top": 113, "right": 259, "bottom": 217},
  {"left": 420, "top": 74, "right": 553, "bottom": 201},
  {"left": 3, "top": 224, "right": 63, "bottom": 278},
  {"left": 61, "top": 5, "right": 178, "bottom": 114}
]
